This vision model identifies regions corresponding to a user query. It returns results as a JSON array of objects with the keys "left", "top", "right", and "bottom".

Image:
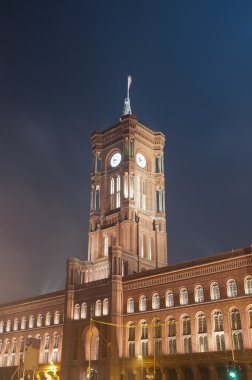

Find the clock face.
[
  {"left": 110, "top": 152, "right": 122, "bottom": 168},
  {"left": 136, "top": 153, "right": 146, "bottom": 168}
]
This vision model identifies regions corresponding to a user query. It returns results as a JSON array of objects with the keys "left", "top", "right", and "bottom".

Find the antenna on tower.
[{"left": 123, "top": 75, "right": 132, "bottom": 116}]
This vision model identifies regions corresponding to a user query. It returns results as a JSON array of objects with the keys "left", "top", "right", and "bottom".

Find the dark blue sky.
[{"left": 0, "top": 0, "right": 251, "bottom": 303}]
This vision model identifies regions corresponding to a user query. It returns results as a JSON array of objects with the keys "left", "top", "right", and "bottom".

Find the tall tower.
[
  {"left": 87, "top": 87, "right": 167, "bottom": 279},
  {"left": 66, "top": 82, "right": 167, "bottom": 284}
]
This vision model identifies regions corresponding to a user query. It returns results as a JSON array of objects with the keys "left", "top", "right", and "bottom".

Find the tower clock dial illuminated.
[
  {"left": 110, "top": 152, "right": 122, "bottom": 168},
  {"left": 136, "top": 153, "right": 146, "bottom": 168}
]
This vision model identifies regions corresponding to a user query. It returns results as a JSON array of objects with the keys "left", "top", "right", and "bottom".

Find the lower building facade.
[{"left": 0, "top": 246, "right": 252, "bottom": 380}]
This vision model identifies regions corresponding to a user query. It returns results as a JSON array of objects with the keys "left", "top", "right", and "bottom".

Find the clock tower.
[{"left": 85, "top": 106, "right": 167, "bottom": 280}]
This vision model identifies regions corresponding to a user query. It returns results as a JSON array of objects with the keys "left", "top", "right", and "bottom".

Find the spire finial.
[{"left": 123, "top": 75, "right": 132, "bottom": 116}]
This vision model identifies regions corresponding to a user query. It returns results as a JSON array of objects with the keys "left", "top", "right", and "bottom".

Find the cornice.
[{"left": 123, "top": 254, "right": 252, "bottom": 291}]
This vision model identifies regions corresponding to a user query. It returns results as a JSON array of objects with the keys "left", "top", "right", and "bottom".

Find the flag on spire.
[{"left": 128, "top": 75, "right": 132, "bottom": 91}]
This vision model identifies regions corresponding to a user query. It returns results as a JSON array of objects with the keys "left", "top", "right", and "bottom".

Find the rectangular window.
[
  {"left": 156, "top": 191, "right": 161, "bottom": 212},
  {"left": 116, "top": 176, "right": 120, "bottom": 208},
  {"left": 96, "top": 156, "right": 102, "bottom": 172},
  {"left": 136, "top": 177, "right": 141, "bottom": 208},
  {"left": 95, "top": 188, "right": 100, "bottom": 211},
  {"left": 128, "top": 342, "right": 135, "bottom": 358},
  {"left": 155, "top": 157, "right": 160, "bottom": 173},
  {"left": 147, "top": 238, "right": 152, "bottom": 260},
  {"left": 142, "top": 180, "right": 146, "bottom": 210},
  {"left": 155, "top": 339, "right": 162, "bottom": 356},
  {"left": 141, "top": 341, "right": 148, "bottom": 357},
  {"left": 168, "top": 338, "right": 176, "bottom": 354},
  {"left": 129, "top": 174, "right": 134, "bottom": 199},
  {"left": 130, "top": 139, "right": 134, "bottom": 157},
  {"left": 124, "top": 173, "right": 129, "bottom": 198}
]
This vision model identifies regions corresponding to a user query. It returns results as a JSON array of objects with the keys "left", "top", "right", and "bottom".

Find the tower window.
[
  {"left": 142, "top": 180, "right": 147, "bottom": 210},
  {"left": 124, "top": 172, "right": 129, "bottom": 198},
  {"left": 116, "top": 175, "right": 120, "bottom": 208},
  {"left": 129, "top": 174, "right": 134, "bottom": 199},
  {"left": 155, "top": 157, "right": 160, "bottom": 173},
  {"left": 129, "top": 139, "right": 134, "bottom": 157},
  {"left": 95, "top": 186, "right": 100, "bottom": 211},
  {"left": 147, "top": 237, "right": 152, "bottom": 260},
  {"left": 110, "top": 178, "right": 115, "bottom": 209},
  {"left": 156, "top": 190, "right": 161, "bottom": 212},
  {"left": 136, "top": 176, "right": 141, "bottom": 208},
  {"left": 104, "top": 236, "right": 108, "bottom": 257},
  {"left": 140, "top": 234, "right": 144, "bottom": 258}
]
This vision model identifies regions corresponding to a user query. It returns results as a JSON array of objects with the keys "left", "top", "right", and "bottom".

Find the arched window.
[
  {"left": 29, "top": 316, "right": 34, "bottom": 329},
  {"left": 44, "top": 335, "right": 50, "bottom": 363},
  {"left": 245, "top": 276, "right": 252, "bottom": 295},
  {"left": 36, "top": 314, "right": 42, "bottom": 327},
  {"left": 13, "top": 319, "right": 19, "bottom": 331},
  {"left": 140, "top": 321, "right": 148, "bottom": 357},
  {"left": 147, "top": 237, "right": 152, "bottom": 260},
  {"left": 95, "top": 300, "right": 102, "bottom": 317},
  {"left": 54, "top": 311, "right": 60, "bottom": 324},
  {"left": 128, "top": 323, "right": 135, "bottom": 357},
  {"left": 182, "top": 316, "right": 191, "bottom": 335},
  {"left": 6, "top": 320, "right": 11, "bottom": 332},
  {"left": 167, "top": 317, "right": 176, "bottom": 354},
  {"left": 52, "top": 334, "right": 59, "bottom": 363},
  {"left": 210, "top": 282, "right": 220, "bottom": 300},
  {"left": 180, "top": 288, "right": 188, "bottom": 305},
  {"left": 165, "top": 290, "right": 174, "bottom": 307},
  {"left": 168, "top": 317, "right": 176, "bottom": 337},
  {"left": 154, "top": 319, "right": 162, "bottom": 356},
  {"left": 74, "top": 304, "right": 80, "bottom": 320},
  {"left": 249, "top": 307, "right": 252, "bottom": 328},
  {"left": 227, "top": 279, "right": 237, "bottom": 298},
  {"left": 127, "top": 298, "right": 134, "bottom": 314},
  {"left": 104, "top": 236, "right": 108, "bottom": 257},
  {"left": 12, "top": 338, "right": 17, "bottom": 353},
  {"left": 139, "top": 295, "right": 147, "bottom": 312},
  {"left": 197, "top": 313, "right": 207, "bottom": 334},
  {"left": 214, "top": 311, "right": 224, "bottom": 331},
  {"left": 195, "top": 286, "right": 204, "bottom": 303},
  {"left": 21, "top": 317, "right": 26, "bottom": 330},
  {"left": 45, "top": 312, "right": 51, "bottom": 326},
  {"left": 81, "top": 302, "right": 87, "bottom": 319},
  {"left": 152, "top": 293, "right": 160, "bottom": 310},
  {"left": 0, "top": 321, "right": 4, "bottom": 333},
  {"left": 116, "top": 175, "right": 121, "bottom": 208},
  {"left": 154, "top": 320, "right": 162, "bottom": 338},
  {"left": 20, "top": 337, "right": 25, "bottom": 352},
  {"left": 103, "top": 298, "right": 109, "bottom": 316},
  {"left": 230, "top": 309, "right": 242, "bottom": 330}
]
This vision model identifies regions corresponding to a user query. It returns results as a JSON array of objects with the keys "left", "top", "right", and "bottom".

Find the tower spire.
[{"left": 123, "top": 75, "right": 132, "bottom": 116}]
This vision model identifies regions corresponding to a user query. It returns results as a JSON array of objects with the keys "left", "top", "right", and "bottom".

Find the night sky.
[{"left": 1, "top": 1, "right": 251, "bottom": 303}]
